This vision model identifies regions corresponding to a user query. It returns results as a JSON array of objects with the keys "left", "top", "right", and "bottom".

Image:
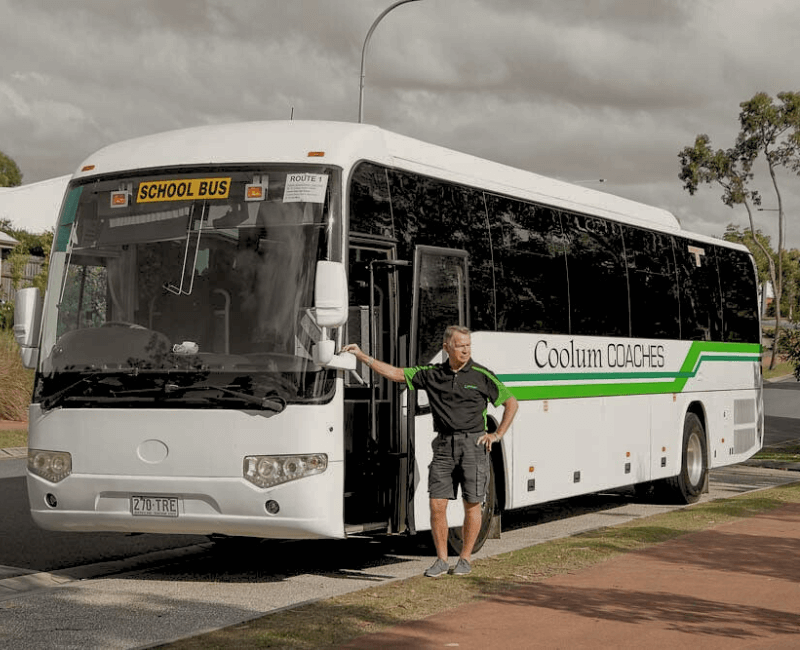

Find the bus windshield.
[{"left": 37, "top": 167, "right": 339, "bottom": 409}]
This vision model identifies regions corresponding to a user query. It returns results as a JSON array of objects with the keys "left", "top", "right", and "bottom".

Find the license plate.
[{"left": 131, "top": 495, "right": 180, "bottom": 517}]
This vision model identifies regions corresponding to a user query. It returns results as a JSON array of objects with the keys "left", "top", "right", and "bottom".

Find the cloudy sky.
[{"left": 1, "top": 0, "right": 799, "bottom": 245}]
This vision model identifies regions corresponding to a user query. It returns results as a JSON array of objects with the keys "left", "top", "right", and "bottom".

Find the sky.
[{"left": 1, "top": 0, "right": 799, "bottom": 246}]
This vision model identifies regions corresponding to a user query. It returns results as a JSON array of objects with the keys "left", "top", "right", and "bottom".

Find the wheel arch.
[{"left": 490, "top": 444, "right": 507, "bottom": 514}]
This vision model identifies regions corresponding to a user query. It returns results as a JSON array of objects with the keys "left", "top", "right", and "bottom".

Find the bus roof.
[{"left": 72, "top": 120, "right": 733, "bottom": 246}]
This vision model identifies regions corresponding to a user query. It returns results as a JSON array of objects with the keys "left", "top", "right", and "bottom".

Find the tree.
[
  {"left": 678, "top": 91, "right": 800, "bottom": 369},
  {"left": 0, "top": 150, "right": 22, "bottom": 187}
]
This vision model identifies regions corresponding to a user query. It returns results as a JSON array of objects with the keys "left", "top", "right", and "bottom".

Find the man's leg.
[
  {"left": 459, "top": 500, "right": 482, "bottom": 562},
  {"left": 429, "top": 497, "right": 449, "bottom": 560}
]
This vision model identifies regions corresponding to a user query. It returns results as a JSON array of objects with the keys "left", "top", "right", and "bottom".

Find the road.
[{"left": 1, "top": 379, "right": 799, "bottom": 649}]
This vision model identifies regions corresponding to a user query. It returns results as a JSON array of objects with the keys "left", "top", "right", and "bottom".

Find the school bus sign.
[{"left": 136, "top": 177, "right": 231, "bottom": 203}]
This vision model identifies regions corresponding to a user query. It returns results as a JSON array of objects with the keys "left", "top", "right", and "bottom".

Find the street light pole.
[{"left": 358, "top": 0, "right": 423, "bottom": 124}]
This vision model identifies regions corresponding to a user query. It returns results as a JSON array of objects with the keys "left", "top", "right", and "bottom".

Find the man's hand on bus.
[
  {"left": 477, "top": 395, "right": 518, "bottom": 450},
  {"left": 478, "top": 431, "right": 501, "bottom": 450},
  {"left": 341, "top": 343, "right": 405, "bottom": 383}
]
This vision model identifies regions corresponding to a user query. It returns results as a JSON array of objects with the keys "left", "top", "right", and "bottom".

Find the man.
[{"left": 342, "top": 325, "right": 518, "bottom": 577}]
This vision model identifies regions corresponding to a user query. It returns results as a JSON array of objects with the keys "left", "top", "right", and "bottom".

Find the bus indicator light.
[
  {"left": 110, "top": 191, "right": 129, "bottom": 208},
  {"left": 307, "top": 151, "right": 325, "bottom": 157},
  {"left": 245, "top": 184, "right": 265, "bottom": 201}
]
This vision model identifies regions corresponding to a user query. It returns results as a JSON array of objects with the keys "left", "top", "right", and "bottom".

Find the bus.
[{"left": 14, "top": 120, "right": 762, "bottom": 553}]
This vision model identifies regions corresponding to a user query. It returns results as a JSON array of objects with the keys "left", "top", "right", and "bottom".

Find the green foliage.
[
  {"left": 0, "top": 219, "right": 52, "bottom": 256},
  {"left": 0, "top": 300, "right": 13, "bottom": 330},
  {"left": 0, "top": 150, "right": 22, "bottom": 187},
  {"left": 778, "top": 329, "right": 800, "bottom": 380},
  {"left": 677, "top": 134, "right": 759, "bottom": 206},
  {"left": 0, "top": 219, "right": 53, "bottom": 299}
]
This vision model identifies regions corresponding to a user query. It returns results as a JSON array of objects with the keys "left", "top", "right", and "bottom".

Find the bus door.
[
  {"left": 407, "top": 246, "right": 470, "bottom": 533},
  {"left": 344, "top": 241, "right": 408, "bottom": 531}
]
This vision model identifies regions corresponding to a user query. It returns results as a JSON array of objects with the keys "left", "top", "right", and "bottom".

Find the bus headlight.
[
  {"left": 243, "top": 454, "right": 327, "bottom": 489},
  {"left": 28, "top": 449, "right": 72, "bottom": 483}
]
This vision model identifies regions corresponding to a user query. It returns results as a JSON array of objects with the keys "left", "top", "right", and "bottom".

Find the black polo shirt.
[{"left": 403, "top": 358, "right": 513, "bottom": 435}]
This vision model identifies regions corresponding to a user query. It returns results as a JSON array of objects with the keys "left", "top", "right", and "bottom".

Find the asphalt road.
[{"left": 763, "top": 377, "right": 800, "bottom": 445}]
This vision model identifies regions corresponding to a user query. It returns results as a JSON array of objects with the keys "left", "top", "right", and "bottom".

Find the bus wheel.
[
  {"left": 447, "top": 460, "right": 497, "bottom": 556},
  {"left": 665, "top": 412, "right": 707, "bottom": 504}
]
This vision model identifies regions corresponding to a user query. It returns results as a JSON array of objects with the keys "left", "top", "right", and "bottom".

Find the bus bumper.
[{"left": 26, "top": 461, "right": 345, "bottom": 539}]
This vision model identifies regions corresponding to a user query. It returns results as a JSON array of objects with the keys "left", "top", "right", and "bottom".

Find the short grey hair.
[{"left": 443, "top": 325, "right": 471, "bottom": 344}]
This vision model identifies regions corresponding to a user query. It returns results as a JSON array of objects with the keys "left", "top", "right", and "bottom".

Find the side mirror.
[
  {"left": 314, "top": 261, "right": 348, "bottom": 327},
  {"left": 13, "top": 287, "right": 42, "bottom": 369},
  {"left": 311, "top": 261, "right": 355, "bottom": 370}
]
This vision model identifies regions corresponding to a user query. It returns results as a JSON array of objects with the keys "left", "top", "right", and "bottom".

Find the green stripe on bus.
[{"left": 499, "top": 341, "right": 760, "bottom": 400}]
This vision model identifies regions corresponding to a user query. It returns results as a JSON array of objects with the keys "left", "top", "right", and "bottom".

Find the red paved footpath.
[
  {"left": 341, "top": 504, "right": 800, "bottom": 649},
  {"left": 0, "top": 420, "right": 27, "bottom": 430}
]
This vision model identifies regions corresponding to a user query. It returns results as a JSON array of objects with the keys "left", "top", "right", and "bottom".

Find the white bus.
[{"left": 15, "top": 120, "right": 762, "bottom": 552}]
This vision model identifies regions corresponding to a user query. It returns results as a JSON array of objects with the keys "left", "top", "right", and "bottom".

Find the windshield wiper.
[
  {"left": 166, "top": 384, "right": 287, "bottom": 413},
  {"left": 40, "top": 374, "right": 124, "bottom": 410}
]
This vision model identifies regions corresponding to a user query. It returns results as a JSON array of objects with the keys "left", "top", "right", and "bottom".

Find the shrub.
[
  {"left": 0, "top": 329, "right": 33, "bottom": 420},
  {"left": 0, "top": 300, "right": 13, "bottom": 330},
  {"left": 778, "top": 329, "right": 800, "bottom": 381}
]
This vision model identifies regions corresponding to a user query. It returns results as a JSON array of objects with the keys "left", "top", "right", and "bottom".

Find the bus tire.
[
  {"left": 665, "top": 412, "right": 707, "bottom": 504},
  {"left": 447, "top": 459, "right": 496, "bottom": 556}
]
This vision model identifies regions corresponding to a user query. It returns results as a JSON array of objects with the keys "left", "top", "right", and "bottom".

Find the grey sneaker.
[
  {"left": 452, "top": 557, "right": 471, "bottom": 576},
  {"left": 424, "top": 558, "right": 450, "bottom": 578}
]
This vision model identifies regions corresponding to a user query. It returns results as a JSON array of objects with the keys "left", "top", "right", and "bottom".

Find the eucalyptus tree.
[{"left": 678, "top": 91, "right": 800, "bottom": 369}]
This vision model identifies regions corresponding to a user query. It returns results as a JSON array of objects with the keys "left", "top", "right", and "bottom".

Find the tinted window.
[
  {"left": 623, "top": 227, "right": 680, "bottom": 339},
  {"left": 388, "top": 170, "right": 495, "bottom": 331},
  {"left": 349, "top": 162, "right": 393, "bottom": 238},
  {"left": 717, "top": 247, "right": 760, "bottom": 343},
  {"left": 486, "top": 195, "right": 569, "bottom": 334},
  {"left": 676, "top": 238, "right": 722, "bottom": 341},
  {"left": 563, "top": 213, "right": 629, "bottom": 336}
]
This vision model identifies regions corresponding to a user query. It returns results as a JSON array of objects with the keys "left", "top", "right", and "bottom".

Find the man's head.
[{"left": 443, "top": 325, "right": 471, "bottom": 370}]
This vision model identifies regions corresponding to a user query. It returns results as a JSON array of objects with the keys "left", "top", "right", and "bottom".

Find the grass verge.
[
  {"left": 0, "top": 329, "right": 33, "bottom": 421},
  {"left": 762, "top": 359, "right": 794, "bottom": 381},
  {"left": 0, "top": 429, "right": 27, "bottom": 448},
  {"left": 161, "top": 482, "right": 800, "bottom": 650},
  {"left": 753, "top": 442, "right": 800, "bottom": 462}
]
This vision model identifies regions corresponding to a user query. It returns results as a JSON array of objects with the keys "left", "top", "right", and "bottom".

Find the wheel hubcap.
[{"left": 686, "top": 428, "right": 703, "bottom": 487}]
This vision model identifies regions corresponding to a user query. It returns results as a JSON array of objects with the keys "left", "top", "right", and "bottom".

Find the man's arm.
[
  {"left": 341, "top": 343, "right": 406, "bottom": 383},
  {"left": 478, "top": 395, "right": 518, "bottom": 450}
]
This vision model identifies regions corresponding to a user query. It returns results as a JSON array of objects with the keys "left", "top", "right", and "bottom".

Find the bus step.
[{"left": 345, "top": 521, "right": 389, "bottom": 535}]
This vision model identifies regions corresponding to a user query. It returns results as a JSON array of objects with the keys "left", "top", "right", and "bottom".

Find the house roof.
[{"left": 0, "top": 230, "right": 19, "bottom": 249}]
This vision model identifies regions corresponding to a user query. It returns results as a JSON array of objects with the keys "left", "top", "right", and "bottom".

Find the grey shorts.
[{"left": 428, "top": 432, "right": 490, "bottom": 503}]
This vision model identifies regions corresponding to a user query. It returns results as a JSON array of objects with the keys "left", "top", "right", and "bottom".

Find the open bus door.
[
  {"left": 343, "top": 241, "right": 409, "bottom": 533},
  {"left": 407, "top": 246, "right": 470, "bottom": 535}
]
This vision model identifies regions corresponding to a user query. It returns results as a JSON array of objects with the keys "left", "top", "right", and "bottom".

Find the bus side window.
[
  {"left": 563, "top": 213, "right": 629, "bottom": 337},
  {"left": 717, "top": 247, "right": 760, "bottom": 343},
  {"left": 623, "top": 226, "right": 680, "bottom": 340},
  {"left": 676, "top": 238, "right": 723, "bottom": 341},
  {"left": 486, "top": 195, "right": 569, "bottom": 335}
]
